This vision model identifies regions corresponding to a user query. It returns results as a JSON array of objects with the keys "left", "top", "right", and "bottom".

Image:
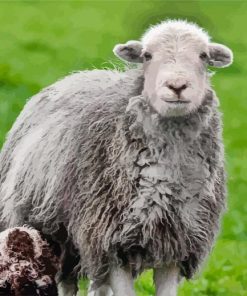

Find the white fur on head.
[
  {"left": 141, "top": 19, "right": 210, "bottom": 46},
  {"left": 113, "top": 19, "right": 233, "bottom": 117}
]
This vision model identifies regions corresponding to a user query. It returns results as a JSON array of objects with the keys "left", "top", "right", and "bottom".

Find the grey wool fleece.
[{"left": 0, "top": 68, "right": 226, "bottom": 286}]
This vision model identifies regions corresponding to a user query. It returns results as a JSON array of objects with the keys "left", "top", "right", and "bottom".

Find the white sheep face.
[
  {"left": 114, "top": 20, "right": 233, "bottom": 117},
  {"left": 141, "top": 32, "right": 208, "bottom": 117}
]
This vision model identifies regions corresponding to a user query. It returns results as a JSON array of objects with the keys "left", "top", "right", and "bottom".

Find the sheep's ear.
[
  {"left": 208, "top": 43, "right": 233, "bottom": 68},
  {"left": 113, "top": 40, "right": 143, "bottom": 63}
]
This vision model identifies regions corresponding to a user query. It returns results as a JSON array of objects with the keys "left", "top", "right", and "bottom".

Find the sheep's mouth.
[{"left": 164, "top": 100, "right": 191, "bottom": 104}]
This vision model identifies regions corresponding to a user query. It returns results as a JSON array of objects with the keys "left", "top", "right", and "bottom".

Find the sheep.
[
  {"left": 0, "top": 19, "right": 233, "bottom": 296},
  {"left": 0, "top": 226, "right": 59, "bottom": 295}
]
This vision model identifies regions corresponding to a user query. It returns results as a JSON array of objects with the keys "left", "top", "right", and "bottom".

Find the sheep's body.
[
  {"left": 0, "top": 68, "right": 226, "bottom": 287},
  {"left": 0, "top": 227, "right": 59, "bottom": 295}
]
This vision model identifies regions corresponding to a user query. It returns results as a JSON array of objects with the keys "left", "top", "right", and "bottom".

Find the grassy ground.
[{"left": 0, "top": 1, "right": 246, "bottom": 295}]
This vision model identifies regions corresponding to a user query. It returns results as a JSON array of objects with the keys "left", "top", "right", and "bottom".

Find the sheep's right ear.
[
  {"left": 113, "top": 40, "right": 143, "bottom": 63},
  {"left": 208, "top": 43, "right": 233, "bottom": 68}
]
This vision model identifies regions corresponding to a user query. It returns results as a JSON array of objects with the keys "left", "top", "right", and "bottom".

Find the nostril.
[
  {"left": 180, "top": 84, "right": 188, "bottom": 90},
  {"left": 167, "top": 83, "right": 188, "bottom": 96},
  {"left": 167, "top": 84, "right": 176, "bottom": 91}
]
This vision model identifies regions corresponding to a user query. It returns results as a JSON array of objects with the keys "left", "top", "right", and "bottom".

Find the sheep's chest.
[
  {"left": 125, "top": 138, "right": 211, "bottom": 214},
  {"left": 111, "top": 97, "right": 222, "bottom": 271},
  {"left": 117, "top": 134, "right": 213, "bottom": 267}
]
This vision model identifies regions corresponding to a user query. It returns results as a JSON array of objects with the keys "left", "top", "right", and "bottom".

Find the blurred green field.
[{"left": 0, "top": 1, "right": 246, "bottom": 295}]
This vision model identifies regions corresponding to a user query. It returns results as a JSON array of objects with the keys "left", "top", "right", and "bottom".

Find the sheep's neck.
[
  {"left": 123, "top": 88, "right": 217, "bottom": 211},
  {"left": 127, "top": 89, "right": 215, "bottom": 142}
]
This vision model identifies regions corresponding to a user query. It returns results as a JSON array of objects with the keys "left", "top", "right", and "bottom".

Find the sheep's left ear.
[
  {"left": 113, "top": 40, "right": 143, "bottom": 63},
  {"left": 208, "top": 43, "right": 233, "bottom": 68}
]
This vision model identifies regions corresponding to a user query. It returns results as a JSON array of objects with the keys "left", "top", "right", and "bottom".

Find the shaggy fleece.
[{"left": 0, "top": 68, "right": 226, "bottom": 286}]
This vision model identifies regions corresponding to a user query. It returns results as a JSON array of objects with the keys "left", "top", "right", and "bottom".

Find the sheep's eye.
[
  {"left": 143, "top": 52, "right": 152, "bottom": 61},
  {"left": 200, "top": 52, "right": 208, "bottom": 60}
]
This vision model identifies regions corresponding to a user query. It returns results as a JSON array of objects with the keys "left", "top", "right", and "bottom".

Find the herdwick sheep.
[
  {"left": 0, "top": 19, "right": 233, "bottom": 296},
  {"left": 0, "top": 226, "right": 59, "bottom": 295}
]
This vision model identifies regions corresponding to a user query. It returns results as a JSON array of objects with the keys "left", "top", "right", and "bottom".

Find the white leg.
[
  {"left": 154, "top": 265, "right": 179, "bottom": 296},
  {"left": 88, "top": 280, "right": 113, "bottom": 296},
  {"left": 109, "top": 266, "right": 136, "bottom": 296},
  {"left": 58, "top": 280, "right": 78, "bottom": 296}
]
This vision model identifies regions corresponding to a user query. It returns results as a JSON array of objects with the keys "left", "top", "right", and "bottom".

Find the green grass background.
[{"left": 0, "top": 0, "right": 246, "bottom": 295}]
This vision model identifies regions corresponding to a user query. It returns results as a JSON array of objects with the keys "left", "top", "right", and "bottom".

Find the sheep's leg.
[
  {"left": 109, "top": 266, "right": 136, "bottom": 296},
  {"left": 57, "top": 239, "right": 80, "bottom": 296},
  {"left": 154, "top": 265, "right": 179, "bottom": 296},
  {"left": 88, "top": 281, "right": 113, "bottom": 296},
  {"left": 58, "top": 280, "right": 78, "bottom": 296}
]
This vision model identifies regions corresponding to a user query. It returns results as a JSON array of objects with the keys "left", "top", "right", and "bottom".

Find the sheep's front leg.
[
  {"left": 88, "top": 281, "right": 113, "bottom": 296},
  {"left": 58, "top": 280, "right": 78, "bottom": 296},
  {"left": 109, "top": 266, "right": 136, "bottom": 296},
  {"left": 154, "top": 265, "right": 179, "bottom": 296}
]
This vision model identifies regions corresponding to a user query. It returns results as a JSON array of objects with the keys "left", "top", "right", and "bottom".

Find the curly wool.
[
  {"left": 0, "top": 227, "right": 59, "bottom": 295},
  {"left": 0, "top": 68, "right": 226, "bottom": 286}
]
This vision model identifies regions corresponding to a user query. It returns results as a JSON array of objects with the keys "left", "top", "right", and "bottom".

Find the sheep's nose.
[{"left": 167, "top": 83, "right": 188, "bottom": 97}]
